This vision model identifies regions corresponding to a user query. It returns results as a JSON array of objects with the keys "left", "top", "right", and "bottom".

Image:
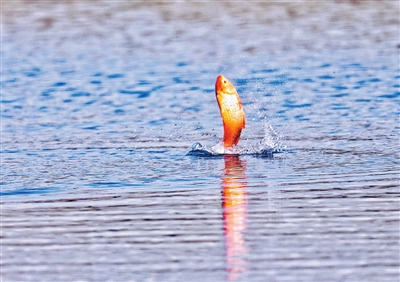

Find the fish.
[{"left": 215, "top": 75, "right": 246, "bottom": 148}]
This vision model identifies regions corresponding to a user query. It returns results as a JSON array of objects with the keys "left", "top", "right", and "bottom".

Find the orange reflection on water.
[{"left": 221, "top": 155, "right": 248, "bottom": 282}]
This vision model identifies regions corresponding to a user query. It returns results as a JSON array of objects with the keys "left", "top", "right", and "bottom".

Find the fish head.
[{"left": 215, "top": 75, "right": 237, "bottom": 95}]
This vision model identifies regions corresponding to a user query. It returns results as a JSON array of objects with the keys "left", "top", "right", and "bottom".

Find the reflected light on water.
[{"left": 221, "top": 155, "right": 248, "bottom": 282}]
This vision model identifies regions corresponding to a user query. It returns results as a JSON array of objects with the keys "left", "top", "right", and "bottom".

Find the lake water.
[{"left": 1, "top": 1, "right": 399, "bottom": 281}]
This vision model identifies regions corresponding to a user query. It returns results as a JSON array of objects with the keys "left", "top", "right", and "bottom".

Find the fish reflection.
[{"left": 221, "top": 155, "right": 248, "bottom": 282}]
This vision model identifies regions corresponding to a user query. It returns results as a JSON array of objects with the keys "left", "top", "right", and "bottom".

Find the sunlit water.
[{"left": 1, "top": 1, "right": 399, "bottom": 281}]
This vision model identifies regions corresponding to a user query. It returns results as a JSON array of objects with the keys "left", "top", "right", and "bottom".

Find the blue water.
[{"left": 1, "top": 1, "right": 399, "bottom": 281}]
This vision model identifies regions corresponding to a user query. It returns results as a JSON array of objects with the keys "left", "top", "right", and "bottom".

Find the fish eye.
[{"left": 223, "top": 80, "right": 226, "bottom": 83}]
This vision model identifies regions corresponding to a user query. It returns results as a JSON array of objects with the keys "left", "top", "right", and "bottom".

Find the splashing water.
[
  {"left": 188, "top": 122, "right": 284, "bottom": 157},
  {"left": 262, "top": 123, "right": 286, "bottom": 151}
]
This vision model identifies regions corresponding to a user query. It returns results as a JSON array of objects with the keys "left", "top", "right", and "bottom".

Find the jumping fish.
[{"left": 215, "top": 75, "right": 246, "bottom": 148}]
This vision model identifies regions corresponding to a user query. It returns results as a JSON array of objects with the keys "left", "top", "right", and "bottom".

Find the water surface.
[{"left": 1, "top": 1, "right": 399, "bottom": 281}]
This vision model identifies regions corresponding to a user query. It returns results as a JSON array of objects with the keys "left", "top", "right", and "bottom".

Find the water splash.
[
  {"left": 188, "top": 123, "right": 285, "bottom": 157},
  {"left": 263, "top": 123, "right": 285, "bottom": 151}
]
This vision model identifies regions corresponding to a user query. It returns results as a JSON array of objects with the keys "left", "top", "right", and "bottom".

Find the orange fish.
[{"left": 215, "top": 75, "right": 246, "bottom": 148}]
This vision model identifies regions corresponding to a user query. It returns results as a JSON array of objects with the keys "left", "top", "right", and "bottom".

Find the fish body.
[{"left": 215, "top": 75, "right": 246, "bottom": 148}]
